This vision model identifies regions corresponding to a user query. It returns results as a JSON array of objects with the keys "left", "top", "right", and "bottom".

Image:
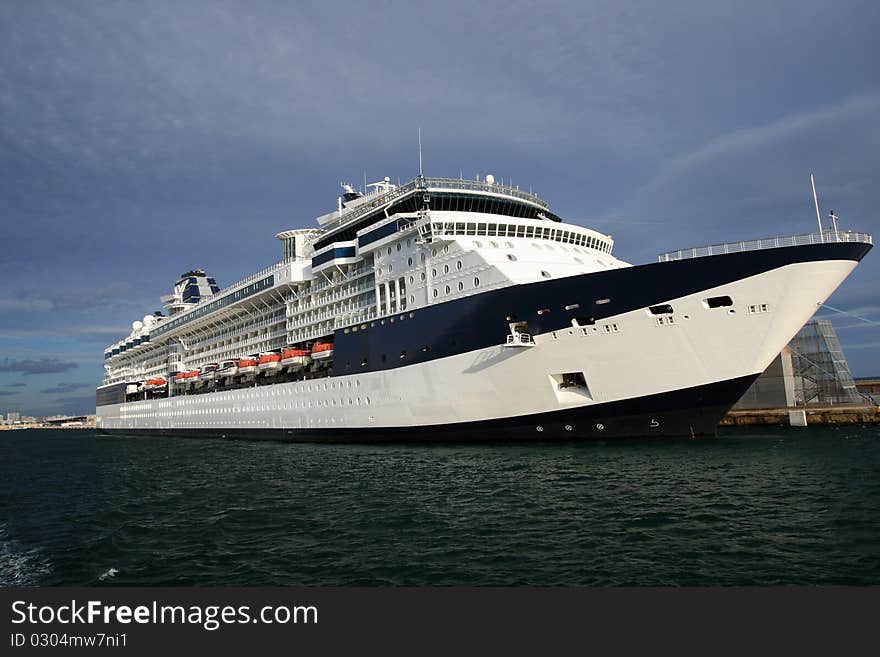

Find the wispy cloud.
[
  {"left": 0, "top": 358, "right": 79, "bottom": 375},
  {"left": 0, "top": 391, "right": 20, "bottom": 397},
  {"left": 39, "top": 382, "right": 91, "bottom": 394}
]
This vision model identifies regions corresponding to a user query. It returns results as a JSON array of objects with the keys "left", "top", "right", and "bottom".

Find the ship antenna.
[
  {"left": 418, "top": 128, "right": 423, "bottom": 178},
  {"left": 810, "top": 173, "right": 824, "bottom": 241}
]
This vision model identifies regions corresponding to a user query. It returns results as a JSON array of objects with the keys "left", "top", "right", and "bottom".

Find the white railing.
[
  {"left": 658, "top": 230, "right": 872, "bottom": 262},
  {"left": 505, "top": 332, "right": 535, "bottom": 347},
  {"left": 321, "top": 176, "right": 549, "bottom": 231}
]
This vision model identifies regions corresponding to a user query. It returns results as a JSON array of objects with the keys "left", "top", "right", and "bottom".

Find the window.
[
  {"left": 444, "top": 264, "right": 450, "bottom": 273},
  {"left": 457, "top": 260, "right": 463, "bottom": 270},
  {"left": 396, "top": 243, "right": 401, "bottom": 251},
  {"left": 648, "top": 304, "right": 674, "bottom": 315},
  {"left": 458, "top": 281, "right": 464, "bottom": 291},
  {"left": 507, "top": 254, "right": 517, "bottom": 261},
  {"left": 445, "top": 285, "right": 451, "bottom": 294},
  {"left": 408, "top": 257, "right": 413, "bottom": 266},
  {"left": 420, "top": 272, "right": 426, "bottom": 281},
  {"left": 705, "top": 296, "right": 733, "bottom": 308},
  {"left": 490, "top": 241, "right": 498, "bottom": 248},
  {"left": 473, "top": 277, "right": 480, "bottom": 287},
  {"left": 387, "top": 247, "right": 392, "bottom": 255},
  {"left": 433, "top": 289, "right": 438, "bottom": 298},
  {"left": 541, "top": 270, "right": 551, "bottom": 278},
  {"left": 505, "top": 241, "right": 514, "bottom": 248},
  {"left": 432, "top": 268, "right": 437, "bottom": 278}
]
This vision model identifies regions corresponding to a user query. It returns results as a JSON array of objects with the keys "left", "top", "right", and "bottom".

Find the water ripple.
[{"left": 0, "top": 427, "right": 878, "bottom": 585}]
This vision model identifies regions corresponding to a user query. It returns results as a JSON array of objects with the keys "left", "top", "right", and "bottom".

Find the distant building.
[
  {"left": 734, "top": 319, "right": 862, "bottom": 409},
  {"left": 855, "top": 378, "right": 880, "bottom": 404},
  {"left": 7, "top": 412, "right": 20, "bottom": 424}
]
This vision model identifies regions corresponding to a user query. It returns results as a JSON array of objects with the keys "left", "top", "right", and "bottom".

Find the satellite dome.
[
  {"left": 132, "top": 320, "right": 143, "bottom": 332},
  {"left": 485, "top": 174, "right": 495, "bottom": 185}
]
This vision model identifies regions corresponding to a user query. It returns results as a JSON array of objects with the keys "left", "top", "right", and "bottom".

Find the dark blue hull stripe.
[
  {"left": 333, "top": 241, "right": 871, "bottom": 375},
  {"left": 98, "top": 373, "right": 759, "bottom": 442}
]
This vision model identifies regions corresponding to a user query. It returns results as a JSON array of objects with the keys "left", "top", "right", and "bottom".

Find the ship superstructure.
[{"left": 96, "top": 174, "right": 872, "bottom": 439}]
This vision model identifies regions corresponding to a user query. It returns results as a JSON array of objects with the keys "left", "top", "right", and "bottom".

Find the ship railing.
[
  {"left": 504, "top": 332, "right": 536, "bottom": 347},
  {"left": 657, "top": 230, "right": 873, "bottom": 262},
  {"left": 320, "top": 176, "right": 549, "bottom": 231}
]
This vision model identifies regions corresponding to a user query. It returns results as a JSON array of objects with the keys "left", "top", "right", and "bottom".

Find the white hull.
[{"left": 97, "top": 257, "right": 856, "bottom": 436}]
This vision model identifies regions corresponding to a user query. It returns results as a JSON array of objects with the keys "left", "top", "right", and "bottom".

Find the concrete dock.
[{"left": 721, "top": 405, "right": 880, "bottom": 427}]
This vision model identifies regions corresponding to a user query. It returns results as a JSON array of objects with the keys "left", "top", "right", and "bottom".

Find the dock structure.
[{"left": 727, "top": 319, "right": 877, "bottom": 426}]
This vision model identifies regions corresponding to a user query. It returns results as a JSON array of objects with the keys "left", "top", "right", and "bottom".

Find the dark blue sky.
[{"left": 1, "top": 0, "right": 878, "bottom": 416}]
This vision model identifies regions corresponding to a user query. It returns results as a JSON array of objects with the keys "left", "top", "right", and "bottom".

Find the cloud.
[
  {"left": 638, "top": 93, "right": 880, "bottom": 197},
  {"left": 0, "top": 284, "right": 138, "bottom": 313},
  {"left": 0, "top": 358, "right": 79, "bottom": 375},
  {"left": 2, "top": 382, "right": 26, "bottom": 388},
  {"left": 39, "top": 382, "right": 91, "bottom": 394},
  {"left": 53, "top": 395, "right": 95, "bottom": 416},
  {"left": 0, "top": 391, "right": 20, "bottom": 397}
]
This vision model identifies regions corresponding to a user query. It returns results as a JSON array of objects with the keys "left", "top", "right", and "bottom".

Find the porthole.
[
  {"left": 432, "top": 248, "right": 438, "bottom": 257},
  {"left": 387, "top": 247, "right": 392, "bottom": 255},
  {"left": 490, "top": 241, "right": 499, "bottom": 248},
  {"left": 396, "top": 243, "right": 401, "bottom": 251},
  {"left": 505, "top": 241, "right": 514, "bottom": 248},
  {"left": 444, "top": 264, "right": 450, "bottom": 274},
  {"left": 507, "top": 254, "right": 517, "bottom": 261},
  {"left": 409, "top": 275, "right": 414, "bottom": 284},
  {"left": 420, "top": 272, "right": 426, "bottom": 281},
  {"left": 445, "top": 285, "right": 451, "bottom": 294},
  {"left": 456, "top": 260, "right": 463, "bottom": 270},
  {"left": 433, "top": 289, "right": 439, "bottom": 298},
  {"left": 408, "top": 257, "right": 413, "bottom": 266},
  {"left": 407, "top": 238, "right": 412, "bottom": 247},
  {"left": 431, "top": 268, "right": 437, "bottom": 278},
  {"left": 410, "top": 295, "right": 415, "bottom": 304},
  {"left": 388, "top": 264, "right": 393, "bottom": 272},
  {"left": 473, "top": 277, "right": 480, "bottom": 287},
  {"left": 420, "top": 253, "right": 426, "bottom": 263},
  {"left": 541, "top": 270, "right": 551, "bottom": 278},
  {"left": 444, "top": 245, "right": 449, "bottom": 253},
  {"left": 458, "top": 281, "right": 464, "bottom": 291}
]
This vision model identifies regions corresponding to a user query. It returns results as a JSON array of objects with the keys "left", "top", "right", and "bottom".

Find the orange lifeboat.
[
  {"left": 258, "top": 352, "right": 282, "bottom": 373},
  {"left": 238, "top": 356, "right": 258, "bottom": 375},
  {"left": 311, "top": 341, "right": 333, "bottom": 360},
  {"left": 174, "top": 372, "right": 187, "bottom": 383},
  {"left": 281, "top": 347, "right": 311, "bottom": 369},
  {"left": 145, "top": 377, "right": 167, "bottom": 389}
]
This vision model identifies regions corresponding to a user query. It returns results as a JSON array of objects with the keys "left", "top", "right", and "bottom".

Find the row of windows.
[
  {"left": 432, "top": 278, "right": 480, "bottom": 298},
  {"left": 432, "top": 221, "right": 611, "bottom": 253}
]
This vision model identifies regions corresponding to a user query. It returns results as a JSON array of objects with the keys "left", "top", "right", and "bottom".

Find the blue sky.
[{"left": 1, "top": 0, "right": 878, "bottom": 416}]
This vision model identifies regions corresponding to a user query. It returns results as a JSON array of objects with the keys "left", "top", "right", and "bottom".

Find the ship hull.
[{"left": 96, "top": 241, "right": 871, "bottom": 441}]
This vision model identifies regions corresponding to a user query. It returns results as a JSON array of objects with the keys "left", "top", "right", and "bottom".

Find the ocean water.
[{"left": 1, "top": 427, "right": 879, "bottom": 586}]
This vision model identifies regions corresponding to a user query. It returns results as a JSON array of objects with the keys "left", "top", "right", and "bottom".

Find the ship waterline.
[{"left": 96, "top": 174, "right": 872, "bottom": 440}]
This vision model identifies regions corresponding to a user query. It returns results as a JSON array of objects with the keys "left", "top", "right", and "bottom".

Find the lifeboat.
[
  {"left": 258, "top": 352, "right": 282, "bottom": 374},
  {"left": 187, "top": 369, "right": 201, "bottom": 383},
  {"left": 201, "top": 363, "right": 219, "bottom": 381},
  {"left": 216, "top": 359, "right": 238, "bottom": 379},
  {"left": 145, "top": 377, "right": 167, "bottom": 390},
  {"left": 281, "top": 347, "right": 311, "bottom": 369},
  {"left": 125, "top": 383, "right": 141, "bottom": 395},
  {"left": 311, "top": 341, "right": 334, "bottom": 360},
  {"left": 174, "top": 372, "right": 187, "bottom": 384},
  {"left": 238, "top": 356, "right": 259, "bottom": 375}
]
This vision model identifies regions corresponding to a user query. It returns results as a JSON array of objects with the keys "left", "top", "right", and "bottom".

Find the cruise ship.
[{"left": 96, "top": 174, "right": 872, "bottom": 440}]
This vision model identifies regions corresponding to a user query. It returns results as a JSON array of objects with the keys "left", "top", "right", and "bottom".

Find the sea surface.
[{"left": 1, "top": 427, "right": 879, "bottom": 586}]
